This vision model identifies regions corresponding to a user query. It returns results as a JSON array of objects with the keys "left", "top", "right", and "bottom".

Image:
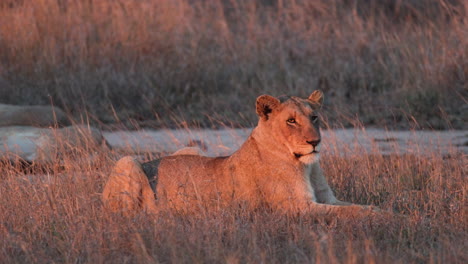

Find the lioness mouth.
[{"left": 294, "top": 151, "right": 319, "bottom": 158}]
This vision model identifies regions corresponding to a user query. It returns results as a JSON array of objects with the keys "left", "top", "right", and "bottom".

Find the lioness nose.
[{"left": 306, "top": 139, "right": 321, "bottom": 147}]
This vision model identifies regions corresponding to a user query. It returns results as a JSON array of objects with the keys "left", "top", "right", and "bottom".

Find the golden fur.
[{"left": 103, "top": 91, "right": 377, "bottom": 217}]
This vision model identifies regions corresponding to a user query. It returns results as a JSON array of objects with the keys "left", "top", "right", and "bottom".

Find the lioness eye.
[
  {"left": 287, "top": 118, "right": 296, "bottom": 124},
  {"left": 311, "top": 116, "right": 318, "bottom": 123}
]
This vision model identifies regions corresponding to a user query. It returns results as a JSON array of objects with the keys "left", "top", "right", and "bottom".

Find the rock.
[
  {"left": 0, "top": 125, "right": 109, "bottom": 163},
  {"left": 0, "top": 104, "right": 69, "bottom": 127}
]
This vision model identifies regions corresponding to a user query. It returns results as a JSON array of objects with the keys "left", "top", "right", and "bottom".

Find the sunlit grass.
[
  {"left": 0, "top": 125, "right": 466, "bottom": 263},
  {"left": 0, "top": 0, "right": 466, "bottom": 261},
  {"left": 0, "top": 0, "right": 466, "bottom": 129}
]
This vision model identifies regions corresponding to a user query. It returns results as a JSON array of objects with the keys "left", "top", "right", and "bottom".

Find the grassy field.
[
  {"left": 0, "top": 0, "right": 466, "bottom": 129},
  {"left": 0, "top": 130, "right": 466, "bottom": 263},
  {"left": 0, "top": 1, "right": 466, "bottom": 263}
]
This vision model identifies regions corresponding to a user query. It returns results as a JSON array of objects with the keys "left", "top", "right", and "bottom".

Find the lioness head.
[{"left": 256, "top": 90, "right": 324, "bottom": 165}]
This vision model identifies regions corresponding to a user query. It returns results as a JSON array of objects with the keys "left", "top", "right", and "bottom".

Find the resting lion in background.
[{"left": 102, "top": 90, "right": 378, "bottom": 217}]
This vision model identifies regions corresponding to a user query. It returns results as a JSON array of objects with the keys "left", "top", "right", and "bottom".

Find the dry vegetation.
[
  {"left": 0, "top": 131, "right": 466, "bottom": 263},
  {"left": 0, "top": 0, "right": 467, "bottom": 263},
  {"left": 0, "top": 0, "right": 466, "bottom": 129}
]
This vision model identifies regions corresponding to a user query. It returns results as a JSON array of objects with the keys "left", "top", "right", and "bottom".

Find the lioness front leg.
[
  {"left": 267, "top": 193, "right": 377, "bottom": 219},
  {"left": 307, "top": 202, "right": 379, "bottom": 220},
  {"left": 308, "top": 163, "right": 355, "bottom": 206},
  {"left": 307, "top": 163, "right": 383, "bottom": 214}
]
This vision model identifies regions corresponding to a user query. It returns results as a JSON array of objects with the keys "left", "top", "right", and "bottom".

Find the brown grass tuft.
[
  {"left": 0, "top": 0, "right": 466, "bottom": 129},
  {"left": 0, "top": 128, "right": 466, "bottom": 263}
]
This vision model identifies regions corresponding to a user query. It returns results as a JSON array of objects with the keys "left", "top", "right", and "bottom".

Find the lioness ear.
[
  {"left": 308, "top": 90, "right": 324, "bottom": 106},
  {"left": 256, "top": 95, "right": 280, "bottom": 120}
]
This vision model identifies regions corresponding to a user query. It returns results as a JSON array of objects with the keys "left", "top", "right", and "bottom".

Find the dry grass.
[
  {"left": 0, "top": 0, "right": 466, "bottom": 262},
  {"left": 0, "top": 0, "right": 466, "bottom": 129},
  {"left": 0, "top": 128, "right": 466, "bottom": 263}
]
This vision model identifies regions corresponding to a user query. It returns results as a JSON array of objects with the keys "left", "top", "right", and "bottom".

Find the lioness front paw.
[{"left": 339, "top": 205, "right": 381, "bottom": 218}]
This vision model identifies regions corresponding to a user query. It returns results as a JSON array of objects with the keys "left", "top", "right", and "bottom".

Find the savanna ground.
[{"left": 0, "top": 0, "right": 467, "bottom": 263}]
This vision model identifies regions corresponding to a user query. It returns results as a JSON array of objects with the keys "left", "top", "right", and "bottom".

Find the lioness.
[{"left": 103, "top": 91, "right": 377, "bottom": 217}]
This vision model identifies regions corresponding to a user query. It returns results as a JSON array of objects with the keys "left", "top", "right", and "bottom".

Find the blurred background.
[{"left": 0, "top": 0, "right": 466, "bottom": 130}]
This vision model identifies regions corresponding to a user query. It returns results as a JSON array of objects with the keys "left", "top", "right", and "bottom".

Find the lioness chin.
[{"left": 103, "top": 90, "right": 378, "bottom": 218}]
